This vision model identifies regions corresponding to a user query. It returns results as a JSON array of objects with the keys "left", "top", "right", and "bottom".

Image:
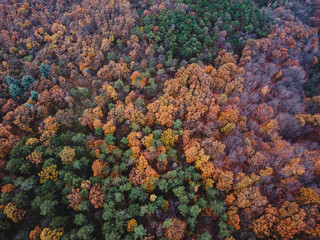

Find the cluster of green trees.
[{"left": 138, "top": 0, "right": 269, "bottom": 63}]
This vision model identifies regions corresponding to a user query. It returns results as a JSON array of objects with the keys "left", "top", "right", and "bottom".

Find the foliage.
[{"left": 0, "top": 1, "right": 319, "bottom": 240}]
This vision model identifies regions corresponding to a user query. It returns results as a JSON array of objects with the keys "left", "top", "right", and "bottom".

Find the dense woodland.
[{"left": 0, "top": 0, "right": 320, "bottom": 239}]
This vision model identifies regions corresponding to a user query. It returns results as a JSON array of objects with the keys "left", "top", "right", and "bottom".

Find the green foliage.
[
  {"left": 133, "top": 225, "right": 147, "bottom": 240},
  {"left": 163, "top": 218, "right": 173, "bottom": 228},
  {"left": 49, "top": 216, "right": 70, "bottom": 228},
  {"left": 210, "top": 200, "right": 227, "bottom": 217},
  {"left": 30, "top": 91, "right": 38, "bottom": 101},
  {"left": 74, "top": 213, "right": 86, "bottom": 226},
  {"left": 95, "top": 127, "right": 103, "bottom": 136},
  {"left": 129, "top": 187, "right": 147, "bottom": 202},
  {"left": 173, "top": 186, "right": 186, "bottom": 198},
  {"left": 218, "top": 221, "right": 231, "bottom": 238},
  {"left": 114, "top": 79, "right": 124, "bottom": 89},
  {"left": 72, "top": 133, "right": 86, "bottom": 145},
  {"left": 21, "top": 75, "right": 35, "bottom": 90},
  {"left": 141, "top": 0, "right": 269, "bottom": 63},
  {"left": 9, "top": 84, "right": 23, "bottom": 100},
  {"left": 77, "top": 224, "right": 94, "bottom": 240},
  {"left": 197, "top": 232, "right": 212, "bottom": 240},
  {"left": 6, "top": 75, "right": 19, "bottom": 85},
  {"left": 40, "top": 200, "right": 58, "bottom": 216},
  {"left": 39, "top": 63, "right": 51, "bottom": 78},
  {"left": 105, "top": 134, "right": 116, "bottom": 145},
  {"left": 173, "top": 119, "right": 182, "bottom": 130},
  {"left": 22, "top": 55, "right": 34, "bottom": 62}
]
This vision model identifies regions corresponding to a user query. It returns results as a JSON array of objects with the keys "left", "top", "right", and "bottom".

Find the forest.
[{"left": 0, "top": 0, "right": 320, "bottom": 239}]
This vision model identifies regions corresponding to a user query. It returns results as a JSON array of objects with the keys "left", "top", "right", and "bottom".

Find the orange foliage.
[
  {"left": 165, "top": 218, "right": 187, "bottom": 240},
  {"left": 227, "top": 206, "right": 240, "bottom": 230},
  {"left": 147, "top": 96, "right": 177, "bottom": 127},
  {"left": 89, "top": 183, "right": 105, "bottom": 208},
  {"left": 102, "top": 120, "right": 116, "bottom": 136},
  {"left": 127, "top": 218, "right": 138, "bottom": 232},
  {"left": 102, "top": 83, "right": 118, "bottom": 100},
  {"left": 97, "top": 61, "right": 130, "bottom": 81},
  {"left": 1, "top": 184, "right": 14, "bottom": 194},
  {"left": 26, "top": 151, "right": 44, "bottom": 166},
  {"left": 92, "top": 160, "right": 108, "bottom": 178},
  {"left": 30, "top": 225, "right": 42, "bottom": 240},
  {"left": 225, "top": 194, "right": 236, "bottom": 205},
  {"left": 252, "top": 205, "right": 278, "bottom": 238},
  {"left": 215, "top": 170, "right": 234, "bottom": 192},
  {"left": 130, "top": 71, "right": 146, "bottom": 88},
  {"left": 296, "top": 187, "right": 320, "bottom": 205},
  {"left": 67, "top": 188, "right": 83, "bottom": 211},
  {"left": 236, "top": 186, "right": 268, "bottom": 209},
  {"left": 275, "top": 201, "right": 306, "bottom": 239}
]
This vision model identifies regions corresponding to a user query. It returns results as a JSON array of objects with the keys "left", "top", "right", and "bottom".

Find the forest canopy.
[{"left": 0, "top": 0, "right": 320, "bottom": 239}]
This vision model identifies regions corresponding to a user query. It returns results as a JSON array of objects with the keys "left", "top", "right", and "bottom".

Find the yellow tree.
[{"left": 59, "top": 146, "right": 76, "bottom": 165}]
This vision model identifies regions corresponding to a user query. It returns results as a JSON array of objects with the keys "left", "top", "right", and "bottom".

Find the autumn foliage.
[{"left": 0, "top": 0, "right": 319, "bottom": 239}]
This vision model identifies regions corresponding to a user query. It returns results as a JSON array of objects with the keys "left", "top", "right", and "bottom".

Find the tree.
[
  {"left": 29, "top": 226, "right": 42, "bottom": 240},
  {"left": 161, "top": 128, "right": 178, "bottom": 149},
  {"left": 67, "top": 188, "right": 84, "bottom": 211},
  {"left": 3, "top": 202, "right": 26, "bottom": 223},
  {"left": 21, "top": 75, "right": 36, "bottom": 90},
  {"left": 40, "top": 227, "right": 64, "bottom": 240},
  {"left": 77, "top": 224, "right": 94, "bottom": 240},
  {"left": 127, "top": 219, "right": 138, "bottom": 232},
  {"left": 252, "top": 205, "right": 277, "bottom": 238},
  {"left": 39, "top": 63, "right": 51, "bottom": 78},
  {"left": 59, "top": 146, "right": 76, "bottom": 165},
  {"left": 165, "top": 218, "right": 186, "bottom": 240},
  {"left": 133, "top": 225, "right": 147, "bottom": 240},
  {"left": 131, "top": 71, "right": 147, "bottom": 89},
  {"left": 9, "top": 84, "right": 23, "bottom": 100},
  {"left": 1, "top": 184, "right": 14, "bottom": 194},
  {"left": 26, "top": 151, "right": 44, "bottom": 166},
  {"left": 296, "top": 188, "right": 320, "bottom": 205},
  {"left": 38, "top": 165, "right": 58, "bottom": 184},
  {"left": 89, "top": 183, "right": 105, "bottom": 208}
]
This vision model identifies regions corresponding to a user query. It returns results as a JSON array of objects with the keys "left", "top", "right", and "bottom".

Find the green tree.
[
  {"left": 39, "top": 63, "right": 51, "bottom": 78},
  {"left": 21, "top": 75, "right": 35, "bottom": 90},
  {"left": 133, "top": 225, "right": 147, "bottom": 240}
]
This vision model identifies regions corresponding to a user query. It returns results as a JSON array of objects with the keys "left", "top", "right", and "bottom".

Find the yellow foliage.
[
  {"left": 3, "top": 202, "right": 26, "bottom": 223},
  {"left": 275, "top": 70, "right": 282, "bottom": 79},
  {"left": 161, "top": 129, "right": 178, "bottom": 149},
  {"left": 40, "top": 227, "right": 64, "bottom": 240},
  {"left": 102, "top": 84, "right": 118, "bottom": 100},
  {"left": 59, "top": 146, "right": 76, "bottom": 165},
  {"left": 150, "top": 194, "right": 157, "bottom": 202},
  {"left": 142, "top": 134, "right": 153, "bottom": 149},
  {"left": 25, "top": 138, "right": 39, "bottom": 146},
  {"left": 127, "top": 219, "right": 138, "bottom": 232},
  {"left": 259, "top": 167, "right": 274, "bottom": 176},
  {"left": 38, "top": 165, "right": 58, "bottom": 184},
  {"left": 2, "top": 61, "right": 9, "bottom": 71}
]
